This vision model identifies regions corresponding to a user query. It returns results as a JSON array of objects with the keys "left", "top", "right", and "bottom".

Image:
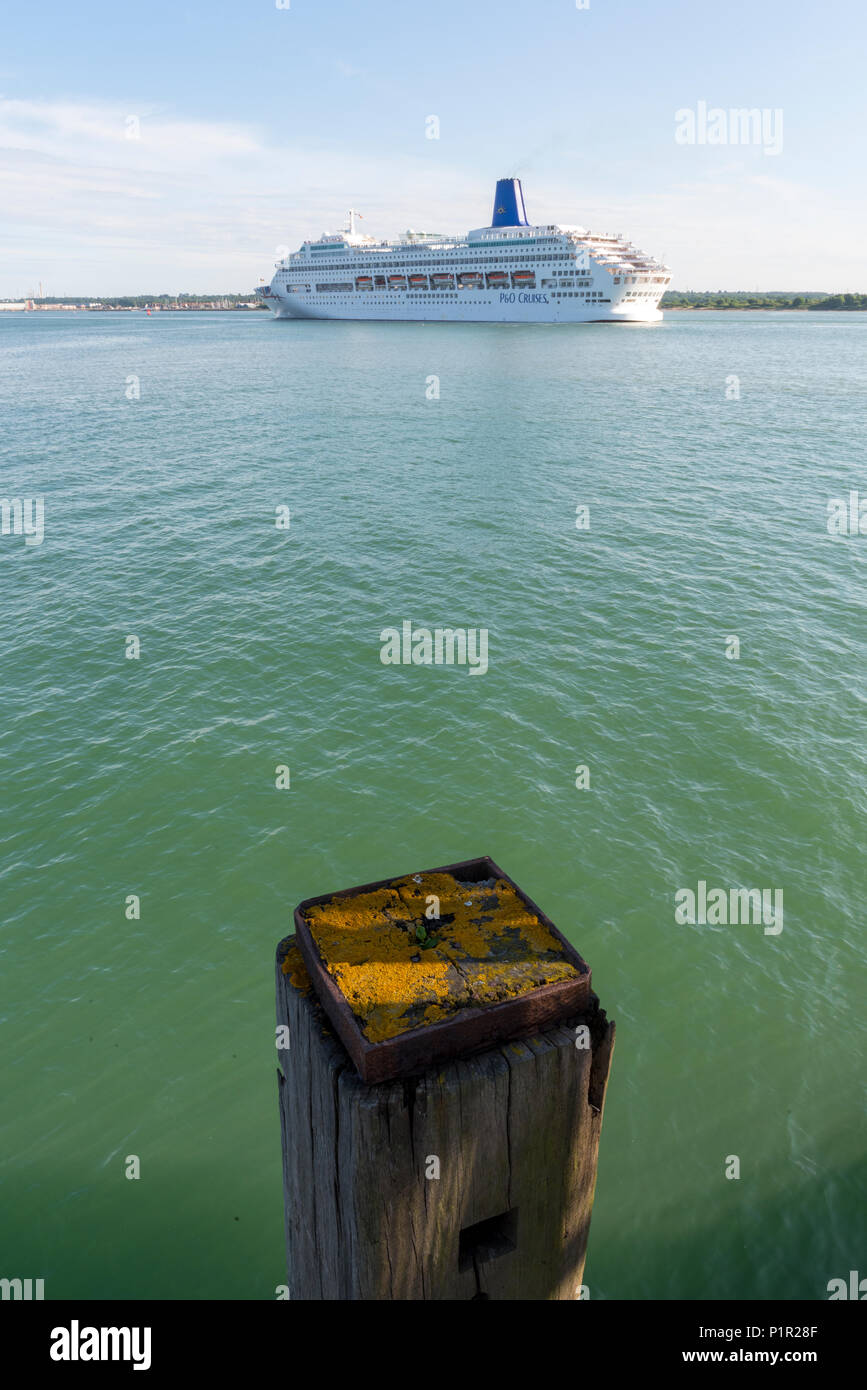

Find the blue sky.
[{"left": 1, "top": 0, "right": 865, "bottom": 294}]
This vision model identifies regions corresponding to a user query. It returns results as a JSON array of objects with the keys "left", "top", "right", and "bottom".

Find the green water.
[{"left": 1, "top": 310, "right": 864, "bottom": 1299}]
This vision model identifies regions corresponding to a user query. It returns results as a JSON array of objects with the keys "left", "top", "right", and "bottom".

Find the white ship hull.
[
  {"left": 265, "top": 292, "right": 663, "bottom": 325},
  {"left": 257, "top": 178, "right": 669, "bottom": 327}
]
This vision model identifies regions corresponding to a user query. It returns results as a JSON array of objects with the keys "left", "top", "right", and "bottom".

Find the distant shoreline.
[
  {"left": 662, "top": 292, "right": 866, "bottom": 311},
  {"left": 663, "top": 305, "right": 865, "bottom": 312},
  {"left": 0, "top": 297, "right": 267, "bottom": 314},
  {"left": 2, "top": 292, "right": 866, "bottom": 315}
]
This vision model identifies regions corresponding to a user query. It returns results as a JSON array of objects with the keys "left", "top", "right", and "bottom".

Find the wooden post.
[{"left": 276, "top": 934, "right": 615, "bottom": 1301}]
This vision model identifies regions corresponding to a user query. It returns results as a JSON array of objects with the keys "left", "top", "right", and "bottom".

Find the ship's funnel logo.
[{"left": 491, "top": 178, "right": 529, "bottom": 229}]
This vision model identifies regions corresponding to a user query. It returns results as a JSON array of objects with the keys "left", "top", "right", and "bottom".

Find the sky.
[{"left": 1, "top": 0, "right": 865, "bottom": 296}]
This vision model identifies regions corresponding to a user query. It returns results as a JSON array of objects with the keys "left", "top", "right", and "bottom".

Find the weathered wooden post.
[{"left": 275, "top": 857, "right": 614, "bottom": 1300}]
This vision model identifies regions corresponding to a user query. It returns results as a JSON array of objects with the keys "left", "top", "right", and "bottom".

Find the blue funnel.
[{"left": 491, "top": 177, "right": 529, "bottom": 228}]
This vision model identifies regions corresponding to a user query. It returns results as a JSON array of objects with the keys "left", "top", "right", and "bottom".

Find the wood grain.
[{"left": 276, "top": 932, "right": 614, "bottom": 1300}]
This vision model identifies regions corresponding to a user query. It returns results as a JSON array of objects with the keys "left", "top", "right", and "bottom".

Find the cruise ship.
[{"left": 256, "top": 178, "right": 670, "bottom": 324}]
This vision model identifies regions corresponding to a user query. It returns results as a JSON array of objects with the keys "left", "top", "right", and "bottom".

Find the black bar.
[{"left": 5, "top": 1300, "right": 860, "bottom": 1375}]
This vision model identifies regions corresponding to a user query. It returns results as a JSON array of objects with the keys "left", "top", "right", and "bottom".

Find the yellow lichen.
[
  {"left": 303, "top": 870, "right": 580, "bottom": 1044},
  {"left": 280, "top": 942, "right": 312, "bottom": 995}
]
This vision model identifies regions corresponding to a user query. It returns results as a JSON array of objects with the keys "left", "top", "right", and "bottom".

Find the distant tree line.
[
  {"left": 29, "top": 294, "right": 265, "bottom": 309},
  {"left": 662, "top": 291, "right": 867, "bottom": 310},
  {"left": 22, "top": 290, "right": 867, "bottom": 312}
]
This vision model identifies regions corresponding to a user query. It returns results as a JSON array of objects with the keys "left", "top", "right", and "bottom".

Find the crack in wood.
[{"left": 277, "top": 933, "right": 614, "bottom": 1299}]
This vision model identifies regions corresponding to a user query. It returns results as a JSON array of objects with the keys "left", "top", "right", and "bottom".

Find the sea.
[{"left": 1, "top": 308, "right": 864, "bottom": 1299}]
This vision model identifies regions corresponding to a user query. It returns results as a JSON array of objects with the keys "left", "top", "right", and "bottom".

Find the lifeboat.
[
  {"left": 355, "top": 276, "right": 373, "bottom": 290},
  {"left": 457, "top": 273, "right": 483, "bottom": 288},
  {"left": 409, "top": 274, "right": 428, "bottom": 288},
  {"left": 486, "top": 271, "right": 509, "bottom": 287},
  {"left": 431, "top": 274, "right": 455, "bottom": 288},
  {"left": 387, "top": 276, "right": 407, "bottom": 290},
  {"left": 512, "top": 271, "right": 535, "bottom": 284}
]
